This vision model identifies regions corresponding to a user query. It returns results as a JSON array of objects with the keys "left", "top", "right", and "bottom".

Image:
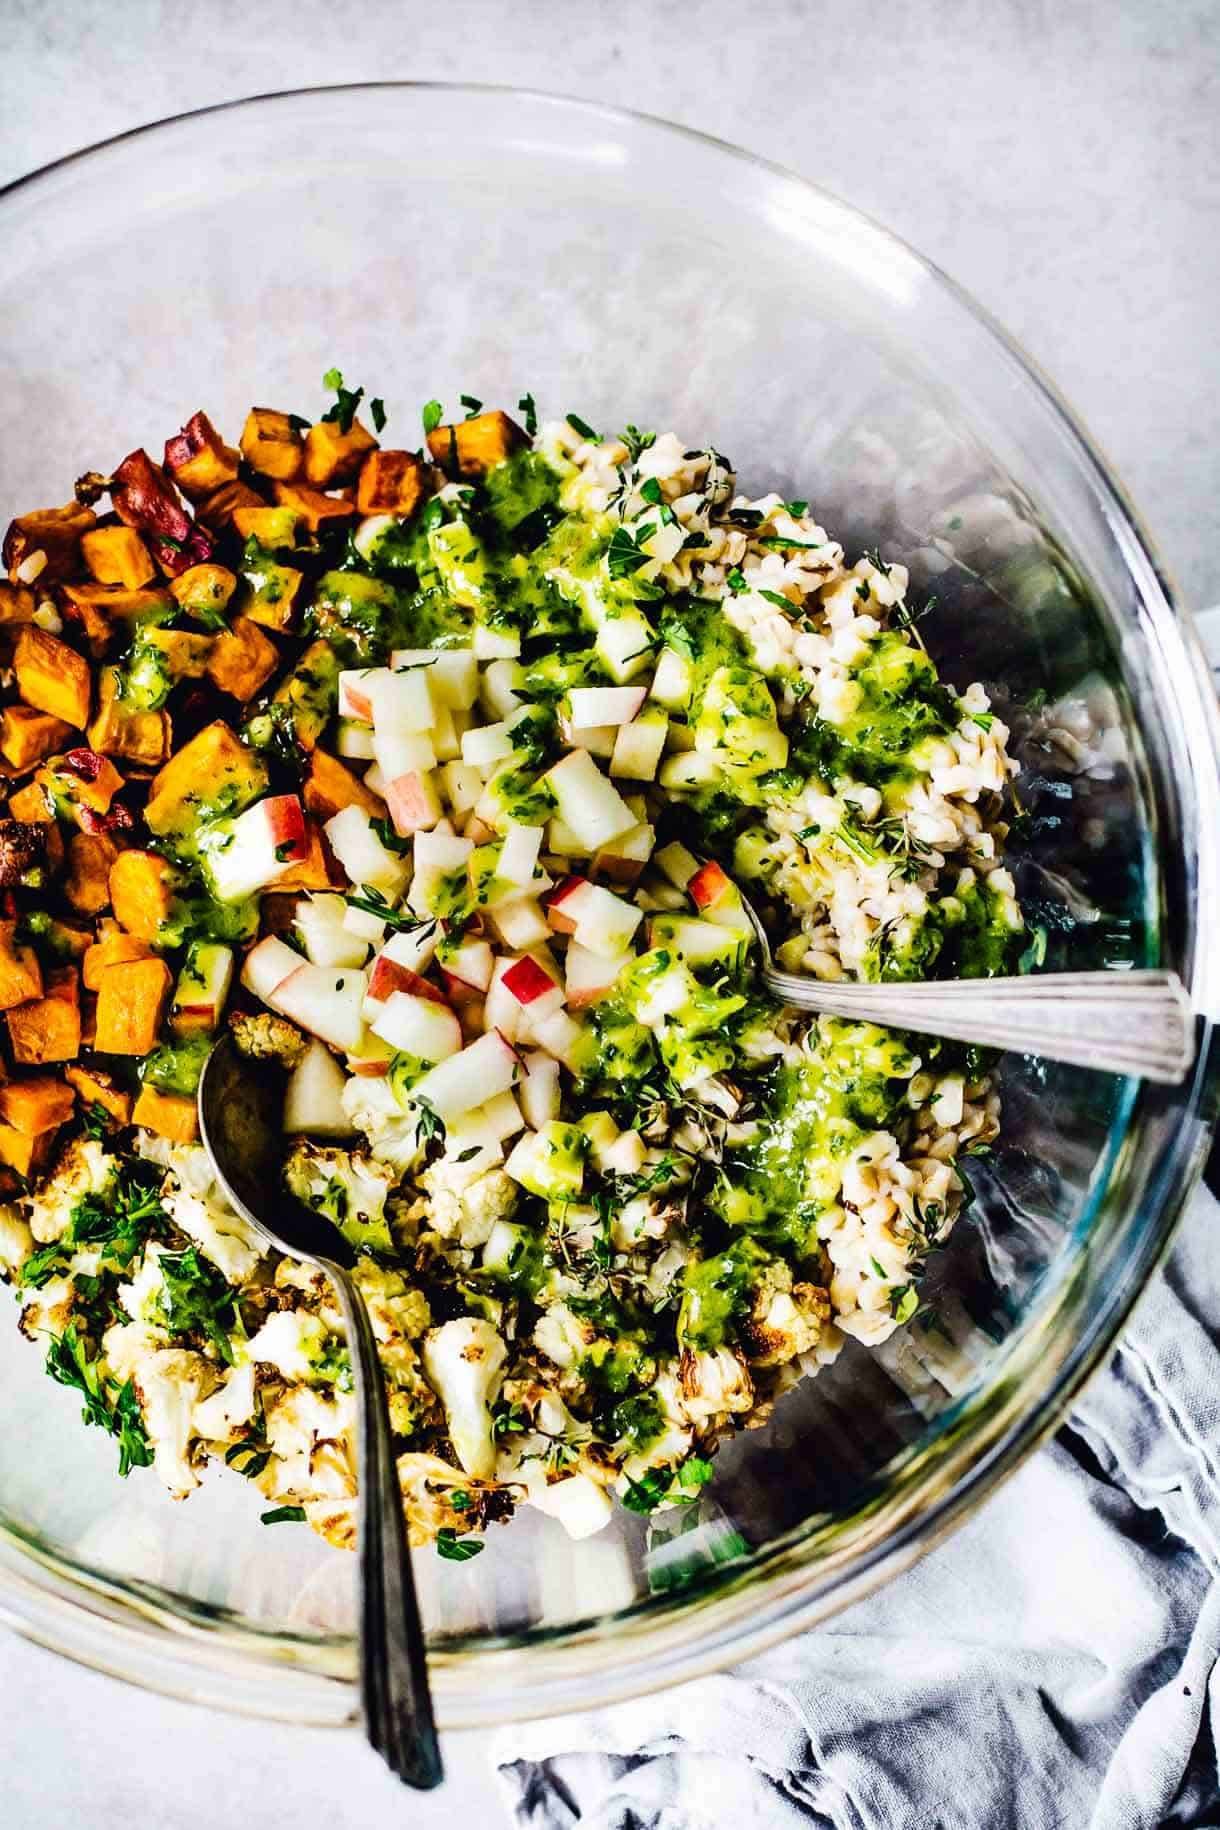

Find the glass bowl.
[{"left": 1, "top": 83, "right": 1217, "bottom": 1730}]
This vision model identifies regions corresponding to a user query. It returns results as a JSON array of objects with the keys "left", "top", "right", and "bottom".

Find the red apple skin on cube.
[
  {"left": 338, "top": 671, "right": 377, "bottom": 722},
  {"left": 501, "top": 955, "right": 560, "bottom": 1008},
  {"left": 439, "top": 938, "right": 494, "bottom": 998},
  {"left": 386, "top": 769, "right": 441, "bottom": 837},
  {"left": 545, "top": 876, "right": 594, "bottom": 935},
  {"left": 688, "top": 860, "right": 732, "bottom": 911},
  {"left": 367, "top": 955, "right": 449, "bottom": 1006}
]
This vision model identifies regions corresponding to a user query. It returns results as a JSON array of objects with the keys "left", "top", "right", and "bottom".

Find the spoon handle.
[
  {"left": 326, "top": 1264, "right": 443, "bottom": 1789},
  {"left": 760, "top": 967, "right": 1195, "bottom": 1084}
]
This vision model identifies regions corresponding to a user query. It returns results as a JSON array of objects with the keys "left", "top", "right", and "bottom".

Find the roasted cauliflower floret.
[
  {"left": 422, "top": 1155, "right": 518, "bottom": 1250},
  {"left": 421, "top": 1316, "right": 507, "bottom": 1480},
  {"left": 677, "top": 1345, "right": 755, "bottom": 1428},
  {"left": 285, "top": 1140, "right": 396, "bottom": 1254},
  {"left": 0, "top": 1203, "right": 34, "bottom": 1277},
  {"left": 27, "top": 1138, "right": 114, "bottom": 1244},
  {"left": 258, "top": 1384, "right": 357, "bottom": 1504},
  {"left": 737, "top": 1261, "right": 832, "bottom": 1367},
  {"left": 230, "top": 1009, "right": 308, "bottom": 1067},
  {"left": 131, "top": 1347, "right": 217, "bottom": 1498}
]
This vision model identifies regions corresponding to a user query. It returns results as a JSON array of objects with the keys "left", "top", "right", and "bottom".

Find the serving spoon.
[
  {"left": 737, "top": 897, "right": 1196, "bottom": 1084},
  {"left": 198, "top": 1034, "right": 442, "bottom": 1790}
]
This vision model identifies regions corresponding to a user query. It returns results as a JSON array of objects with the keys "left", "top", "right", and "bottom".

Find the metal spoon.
[
  {"left": 198, "top": 1033, "right": 442, "bottom": 1790},
  {"left": 738, "top": 897, "right": 1195, "bottom": 1084}
]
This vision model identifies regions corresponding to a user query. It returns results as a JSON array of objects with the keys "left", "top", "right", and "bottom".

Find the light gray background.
[{"left": 1, "top": 2, "right": 1217, "bottom": 1824}]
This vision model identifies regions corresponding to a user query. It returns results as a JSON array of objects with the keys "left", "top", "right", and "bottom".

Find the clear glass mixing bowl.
[{"left": 1, "top": 84, "right": 1217, "bottom": 1729}]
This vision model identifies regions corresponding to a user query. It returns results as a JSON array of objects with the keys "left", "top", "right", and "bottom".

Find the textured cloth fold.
[{"left": 495, "top": 1183, "right": 1220, "bottom": 1829}]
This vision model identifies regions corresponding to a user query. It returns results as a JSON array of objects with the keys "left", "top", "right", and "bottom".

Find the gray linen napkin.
[{"left": 494, "top": 1180, "right": 1220, "bottom": 1829}]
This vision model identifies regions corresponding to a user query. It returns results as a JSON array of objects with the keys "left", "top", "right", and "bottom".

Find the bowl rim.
[{"left": 2, "top": 78, "right": 1218, "bottom": 1730}]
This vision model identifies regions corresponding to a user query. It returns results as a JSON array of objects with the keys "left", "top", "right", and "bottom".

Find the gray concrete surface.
[{"left": 1, "top": 2, "right": 1217, "bottom": 1824}]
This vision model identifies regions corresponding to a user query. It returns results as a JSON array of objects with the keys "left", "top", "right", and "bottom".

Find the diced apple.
[
  {"left": 545, "top": 875, "right": 595, "bottom": 935},
  {"left": 479, "top": 659, "right": 525, "bottom": 721},
  {"left": 430, "top": 704, "right": 460, "bottom": 762},
  {"left": 371, "top": 992, "right": 462, "bottom": 1061},
  {"left": 342, "top": 903, "right": 387, "bottom": 945},
  {"left": 658, "top": 751, "right": 724, "bottom": 791},
  {"left": 337, "top": 668, "right": 381, "bottom": 722},
  {"left": 479, "top": 1089, "right": 526, "bottom": 1143},
  {"left": 472, "top": 625, "right": 521, "bottom": 660},
  {"left": 324, "top": 805, "right": 409, "bottom": 894},
  {"left": 565, "top": 941, "right": 625, "bottom": 1007},
  {"left": 560, "top": 720, "right": 617, "bottom": 759},
  {"left": 533, "top": 1007, "right": 587, "bottom": 1071},
  {"left": 484, "top": 957, "right": 522, "bottom": 1042},
  {"left": 498, "top": 824, "right": 544, "bottom": 888},
  {"left": 501, "top": 955, "right": 565, "bottom": 1024},
  {"left": 271, "top": 963, "right": 368, "bottom": 1052},
  {"left": 544, "top": 749, "right": 636, "bottom": 850},
  {"left": 545, "top": 877, "right": 640, "bottom": 956},
  {"left": 373, "top": 726, "right": 437, "bottom": 783},
  {"left": 439, "top": 936, "right": 494, "bottom": 997},
  {"left": 411, "top": 1029, "right": 520, "bottom": 1121},
  {"left": 345, "top": 1027, "right": 395, "bottom": 1077},
  {"left": 365, "top": 953, "right": 448, "bottom": 1009},
  {"left": 595, "top": 613, "right": 655, "bottom": 683},
  {"left": 391, "top": 649, "right": 479, "bottom": 710},
  {"left": 336, "top": 720, "right": 377, "bottom": 761},
  {"left": 580, "top": 1109, "right": 619, "bottom": 1167},
  {"left": 438, "top": 760, "right": 484, "bottom": 816},
  {"left": 284, "top": 1040, "right": 355, "bottom": 1137},
  {"left": 518, "top": 1049, "right": 561, "bottom": 1128},
  {"left": 567, "top": 686, "right": 647, "bottom": 727},
  {"left": 368, "top": 666, "right": 435, "bottom": 733},
  {"left": 687, "top": 859, "right": 754, "bottom": 932},
  {"left": 241, "top": 934, "right": 304, "bottom": 1002},
  {"left": 602, "top": 1129, "right": 647, "bottom": 1176},
  {"left": 649, "top": 645, "right": 693, "bottom": 710},
  {"left": 170, "top": 941, "right": 235, "bottom": 1035},
  {"left": 486, "top": 895, "right": 550, "bottom": 950},
  {"left": 591, "top": 822, "right": 656, "bottom": 886},
  {"left": 203, "top": 794, "right": 310, "bottom": 903},
  {"left": 610, "top": 708, "right": 669, "bottom": 781},
  {"left": 655, "top": 841, "right": 700, "bottom": 890},
  {"left": 546, "top": 813, "right": 591, "bottom": 858},
  {"left": 645, "top": 914, "right": 747, "bottom": 968},
  {"left": 295, "top": 892, "right": 370, "bottom": 968},
  {"left": 462, "top": 720, "right": 517, "bottom": 775},
  {"left": 385, "top": 768, "right": 442, "bottom": 838}
]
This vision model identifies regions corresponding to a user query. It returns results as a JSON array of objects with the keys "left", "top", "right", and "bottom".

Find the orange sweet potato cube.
[
  {"left": 7, "top": 781, "right": 51, "bottom": 823},
  {"left": 3, "top": 501, "right": 97, "bottom": 585},
  {"left": 205, "top": 616, "right": 280, "bottom": 703},
  {"left": 0, "top": 706, "right": 74, "bottom": 771},
  {"left": 109, "top": 850, "right": 177, "bottom": 940},
  {"left": 272, "top": 482, "right": 356, "bottom": 533},
  {"left": 64, "top": 1064, "right": 133, "bottom": 1128},
  {"left": 142, "top": 628, "right": 215, "bottom": 680},
  {"left": 196, "top": 480, "right": 266, "bottom": 531},
  {"left": 0, "top": 582, "right": 36, "bottom": 624},
  {"left": 0, "top": 1076, "right": 76, "bottom": 1136},
  {"left": 169, "top": 562, "right": 238, "bottom": 620},
  {"left": 0, "top": 921, "right": 43, "bottom": 1009},
  {"left": 131, "top": 1083, "right": 198, "bottom": 1142},
  {"left": 303, "top": 749, "right": 381, "bottom": 820},
  {"left": 145, "top": 721, "right": 267, "bottom": 836},
  {"left": 64, "top": 831, "right": 120, "bottom": 916},
  {"left": 8, "top": 966, "right": 81, "bottom": 1064},
  {"left": 304, "top": 416, "right": 378, "bottom": 488},
  {"left": 80, "top": 525, "right": 157, "bottom": 590},
  {"left": 356, "top": 449, "right": 427, "bottom": 517},
  {"left": 94, "top": 956, "right": 172, "bottom": 1056},
  {"left": 0, "top": 1122, "right": 57, "bottom": 1178},
  {"left": 164, "top": 411, "right": 242, "bottom": 502},
  {"left": 13, "top": 627, "right": 92, "bottom": 729},
  {"left": 83, "top": 927, "right": 154, "bottom": 990},
  {"left": 240, "top": 408, "right": 304, "bottom": 483},
  {"left": 426, "top": 410, "right": 526, "bottom": 479},
  {"left": 87, "top": 666, "right": 171, "bottom": 767}
]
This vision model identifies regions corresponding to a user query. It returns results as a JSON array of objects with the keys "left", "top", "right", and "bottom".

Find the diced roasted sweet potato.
[
  {"left": 0, "top": 705, "right": 75, "bottom": 771},
  {"left": 3, "top": 501, "right": 97, "bottom": 585},
  {"left": 83, "top": 926, "right": 154, "bottom": 989},
  {"left": 356, "top": 449, "right": 427, "bottom": 517},
  {"left": 0, "top": 921, "right": 43, "bottom": 1009},
  {"left": 131, "top": 1083, "right": 198, "bottom": 1142},
  {"left": 304, "top": 748, "right": 381, "bottom": 819},
  {"left": 0, "top": 818, "right": 58, "bottom": 889},
  {"left": 41, "top": 750, "right": 125, "bottom": 817},
  {"left": 0, "top": 582, "right": 36, "bottom": 624},
  {"left": 59, "top": 581, "right": 175, "bottom": 655},
  {"left": 87, "top": 666, "right": 172, "bottom": 767},
  {"left": 169, "top": 562, "right": 238, "bottom": 621},
  {"left": 257, "top": 639, "right": 339, "bottom": 753},
  {"left": 8, "top": 966, "right": 81, "bottom": 1064},
  {"left": 426, "top": 410, "right": 526, "bottom": 478},
  {"left": 272, "top": 482, "right": 356, "bottom": 533},
  {"left": 65, "top": 1063, "right": 133, "bottom": 1127},
  {"left": 109, "top": 849, "right": 177, "bottom": 939},
  {"left": 304, "top": 416, "right": 378, "bottom": 488},
  {"left": 240, "top": 408, "right": 305, "bottom": 483},
  {"left": 65, "top": 831, "right": 120, "bottom": 916},
  {"left": 142, "top": 627, "right": 215, "bottom": 679},
  {"left": 0, "top": 1076, "right": 75, "bottom": 1136},
  {"left": 0, "top": 1122, "right": 57, "bottom": 1178},
  {"left": 145, "top": 720, "right": 268, "bottom": 837},
  {"left": 80, "top": 525, "right": 157, "bottom": 590},
  {"left": 13, "top": 627, "right": 92, "bottom": 729},
  {"left": 164, "top": 411, "right": 242, "bottom": 502},
  {"left": 196, "top": 480, "right": 266, "bottom": 531},
  {"left": 94, "top": 956, "right": 171, "bottom": 1056},
  {"left": 7, "top": 781, "right": 51, "bottom": 822},
  {"left": 232, "top": 504, "right": 301, "bottom": 546},
  {"left": 205, "top": 616, "right": 280, "bottom": 703},
  {"left": 273, "top": 820, "right": 339, "bottom": 892}
]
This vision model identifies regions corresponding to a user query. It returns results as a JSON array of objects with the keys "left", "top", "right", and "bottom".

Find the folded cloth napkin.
[{"left": 495, "top": 1180, "right": 1220, "bottom": 1830}]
